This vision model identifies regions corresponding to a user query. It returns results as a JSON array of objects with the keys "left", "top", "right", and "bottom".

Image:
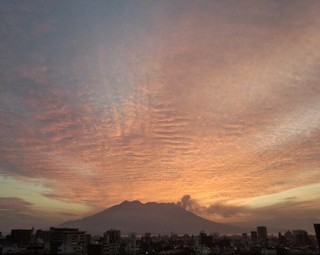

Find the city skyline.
[
  {"left": 1, "top": 225, "right": 318, "bottom": 255},
  {"left": 1, "top": 1, "right": 320, "bottom": 232}
]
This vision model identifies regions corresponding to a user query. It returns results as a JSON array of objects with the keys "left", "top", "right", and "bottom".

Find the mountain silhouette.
[{"left": 60, "top": 200, "right": 245, "bottom": 235}]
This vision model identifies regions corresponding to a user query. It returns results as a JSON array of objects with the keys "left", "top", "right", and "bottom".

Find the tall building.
[
  {"left": 122, "top": 232, "right": 137, "bottom": 254},
  {"left": 314, "top": 224, "right": 320, "bottom": 251},
  {"left": 35, "top": 229, "right": 51, "bottom": 245},
  {"left": 242, "top": 233, "right": 248, "bottom": 240},
  {"left": 102, "top": 229, "right": 121, "bottom": 255},
  {"left": 257, "top": 226, "right": 268, "bottom": 240},
  {"left": 103, "top": 229, "right": 121, "bottom": 244},
  {"left": 140, "top": 233, "right": 153, "bottom": 253},
  {"left": 251, "top": 231, "right": 258, "bottom": 242},
  {"left": 10, "top": 229, "right": 34, "bottom": 247},
  {"left": 50, "top": 227, "right": 88, "bottom": 255},
  {"left": 278, "top": 232, "right": 286, "bottom": 246},
  {"left": 292, "top": 230, "right": 309, "bottom": 247}
]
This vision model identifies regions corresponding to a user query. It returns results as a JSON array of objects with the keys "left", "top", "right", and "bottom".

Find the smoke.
[
  {"left": 177, "top": 195, "right": 192, "bottom": 209},
  {"left": 177, "top": 195, "right": 206, "bottom": 215},
  {"left": 207, "top": 203, "right": 249, "bottom": 218},
  {"left": 177, "top": 194, "right": 249, "bottom": 218}
]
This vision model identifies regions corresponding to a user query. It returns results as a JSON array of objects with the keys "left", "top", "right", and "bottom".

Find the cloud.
[
  {"left": 0, "top": 196, "right": 91, "bottom": 232},
  {"left": 206, "top": 203, "right": 250, "bottom": 218},
  {"left": 0, "top": 197, "right": 33, "bottom": 212},
  {"left": 0, "top": 197, "right": 42, "bottom": 232}
]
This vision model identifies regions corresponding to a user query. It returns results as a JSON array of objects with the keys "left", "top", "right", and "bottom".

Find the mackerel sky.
[{"left": 1, "top": 0, "right": 320, "bottom": 232}]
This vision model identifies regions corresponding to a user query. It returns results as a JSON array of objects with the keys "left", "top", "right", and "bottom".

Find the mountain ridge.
[{"left": 60, "top": 200, "right": 247, "bottom": 235}]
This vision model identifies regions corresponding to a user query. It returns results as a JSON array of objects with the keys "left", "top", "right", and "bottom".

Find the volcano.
[{"left": 60, "top": 200, "right": 245, "bottom": 235}]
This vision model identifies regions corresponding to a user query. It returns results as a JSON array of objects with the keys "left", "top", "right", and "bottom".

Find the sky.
[{"left": 1, "top": 0, "right": 320, "bottom": 233}]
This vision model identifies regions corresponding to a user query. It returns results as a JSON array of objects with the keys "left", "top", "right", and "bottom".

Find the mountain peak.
[{"left": 120, "top": 200, "right": 143, "bottom": 205}]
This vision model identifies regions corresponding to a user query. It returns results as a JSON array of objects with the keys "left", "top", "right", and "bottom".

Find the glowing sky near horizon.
[{"left": 1, "top": 0, "right": 320, "bottom": 232}]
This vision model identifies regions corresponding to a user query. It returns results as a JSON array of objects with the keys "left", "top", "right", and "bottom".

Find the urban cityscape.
[{"left": 1, "top": 224, "right": 320, "bottom": 255}]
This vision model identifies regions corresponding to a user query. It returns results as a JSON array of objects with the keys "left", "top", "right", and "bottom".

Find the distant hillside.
[{"left": 60, "top": 200, "right": 246, "bottom": 235}]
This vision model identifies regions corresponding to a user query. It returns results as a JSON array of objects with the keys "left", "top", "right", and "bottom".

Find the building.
[
  {"left": 35, "top": 229, "right": 51, "bottom": 245},
  {"left": 88, "top": 244, "right": 103, "bottom": 255},
  {"left": 102, "top": 229, "right": 121, "bottom": 255},
  {"left": 278, "top": 232, "right": 286, "bottom": 246},
  {"left": 10, "top": 229, "right": 34, "bottom": 247},
  {"left": 314, "top": 224, "right": 320, "bottom": 251},
  {"left": 103, "top": 229, "right": 121, "bottom": 244},
  {"left": 251, "top": 231, "right": 258, "bottom": 242},
  {"left": 292, "top": 230, "right": 309, "bottom": 247},
  {"left": 242, "top": 233, "right": 248, "bottom": 240},
  {"left": 257, "top": 226, "right": 268, "bottom": 240},
  {"left": 122, "top": 233, "right": 137, "bottom": 254},
  {"left": 140, "top": 233, "right": 153, "bottom": 253},
  {"left": 50, "top": 227, "right": 88, "bottom": 255},
  {"left": 261, "top": 248, "right": 277, "bottom": 255},
  {"left": 102, "top": 243, "right": 121, "bottom": 255}
]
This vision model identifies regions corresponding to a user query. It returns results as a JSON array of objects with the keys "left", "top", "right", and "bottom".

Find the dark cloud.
[
  {"left": 0, "top": 197, "right": 42, "bottom": 232},
  {"left": 0, "top": 197, "right": 33, "bottom": 212}
]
